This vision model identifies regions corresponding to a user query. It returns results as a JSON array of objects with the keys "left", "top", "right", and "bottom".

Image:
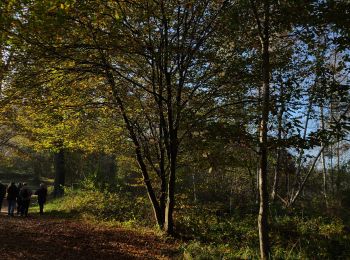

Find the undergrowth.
[
  {"left": 178, "top": 206, "right": 350, "bottom": 259},
  {"left": 32, "top": 190, "right": 350, "bottom": 259}
]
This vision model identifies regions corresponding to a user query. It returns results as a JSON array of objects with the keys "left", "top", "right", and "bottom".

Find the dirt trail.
[{"left": 0, "top": 209, "right": 179, "bottom": 260}]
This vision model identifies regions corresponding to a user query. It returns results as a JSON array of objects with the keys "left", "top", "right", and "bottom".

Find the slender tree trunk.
[
  {"left": 105, "top": 68, "right": 165, "bottom": 229},
  {"left": 258, "top": 63, "right": 271, "bottom": 260},
  {"left": 329, "top": 101, "right": 335, "bottom": 196},
  {"left": 159, "top": 172, "right": 167, "bottom": 223},
  {"left": 159, "top": 104, "right": 167, "bottom": 224},
  {"left": 256, "top": 159, "right": 260, "bottom": 204},
  {"left": 336, "top": 139, "right": 341, "bottom": 194},
  {"left": 135, "top": 146, "right": 165, "bottom": 229},
  {"left": 320, "top": 105, "right": 328, "bottom": 207},
  {"left": 271, "top": 150, "right": 280, "bottom": 202},
  {"left": 271, "top": 82, "right": 284, "bottom": 202},
  {"left": 289, "top": 147, "right": 324, "bottom": 206},
  {"left": 164, "top": 144, "right": 177, "bottom": 235},
  {"left": 164, "top": 73, "right": 177, "bottom": 235},
  {"left": 253, "top": 0, "right": 271, "bottom": 256},
  {"left": 161, "top": 0, "right": 178, "bottom": 235},
  {"left": 330, "top": 144, "right": 335, "bottom": 195},
  {"left": 94, "top": 22, "right": 165, "bottom": 227},
  {"left": 321, "top": 150, "right": 328, "bottom": 207},
  {"left": 292, "top": 100, "right": 312, "bottom": 196},
  {"left": 333, "top": 52, "right": 341, "bottom": 195}
]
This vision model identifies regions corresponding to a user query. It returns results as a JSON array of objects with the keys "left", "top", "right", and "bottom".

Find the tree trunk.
[
  {"left": 258, "top": 62, "right": 271, "bottom": 259},
  {"left": 251, "top": 0, "right": 271, "bottom": 257},
  {"left": 258, "top": 147, "right": 270, "bottom": 260},
  {"left": 320, "top": 104, "right": 328, "bottom": 207},
  {"left": 135, "top": 146, "right": 165, "bottom": 229},
  {"left": 329, "top": 101, "right": 335, "bottom": 195},
  {"left": 336, "top": 139, "right": 341, "bottom": 194},
  {"left": 164, "top": 148, "right": 176, "bottom": 235},
  {"left": 158, "top": 98, "right": 167, "bottom": 225},
  {"left": 330, "top": 144, "right": 335, "bottom": 195},
  {"left": 292, "top": 100, "right": 312, "bottom": 198},
  {"left": 271, "top": 150, "right": 280, "bottom": 202},
  {"left": 289, "top": 147, "right": 324, "bottom": 206},
  {"left": 271, "top": 82, "right": 284, "bottom": 202},
  {"left": 164, "top": 99, "right": 178, "bottom": 235},
  {"left": 105, "top": 68, "right": 165, "bottom": 229},
  {"left": 162, "top": 0, "right": 177, "bottom": 235}
]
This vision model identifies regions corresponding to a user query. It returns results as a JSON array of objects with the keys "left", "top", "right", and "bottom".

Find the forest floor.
[{"left": 0, "top": 207, "right": 180, "bottom": 260}]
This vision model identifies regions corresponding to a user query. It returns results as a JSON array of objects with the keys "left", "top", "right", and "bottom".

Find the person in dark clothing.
[
  {"left": 0, "top": 181, "right": 6, "bottom": 212},
  {"left": 16, "top": 182, "right": 23, "bottom": 215},
  {"left": 7, "top": 182, "right": 18, "bottom": 216},
  {"left": 35, "top": 183, "right": 48, "bottom": 215},
  {"left": 19, "top": 183, "right": 32, "bottom": 217}
]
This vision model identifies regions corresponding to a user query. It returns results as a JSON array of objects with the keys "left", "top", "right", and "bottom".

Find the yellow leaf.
[{"left": 114, "top": 11, "right": 120, "bottom": 20}]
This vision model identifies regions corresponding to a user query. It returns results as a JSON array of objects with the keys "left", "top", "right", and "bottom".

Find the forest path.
[{"left": 0, "top": 211, "right": 179, "bottom": 260}]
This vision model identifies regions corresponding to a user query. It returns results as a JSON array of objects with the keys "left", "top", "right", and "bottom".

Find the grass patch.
[{"left": 31, "top": 187, "right": 155, "bottom": 227}]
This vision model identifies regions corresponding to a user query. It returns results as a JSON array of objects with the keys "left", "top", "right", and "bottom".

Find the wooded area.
[{"left": 1, "top": 0, "right": 350, "bottom": 259}]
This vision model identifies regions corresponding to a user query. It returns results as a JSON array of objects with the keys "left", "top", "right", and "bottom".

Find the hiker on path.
[
  {"left": 0, "top": 181, "right": 6, "bottom": 212},
  {"left": 7, "top": 182, "right": 18, "bottom": 216},
  {"left": 16, "top": 182, "right": 23, "bottom": 215},
  {"left": 35, "top": 183, "right": 47, "bottom": 215},
  {"left": 19, "top": 183, "right": 32, "bottom": 217}
]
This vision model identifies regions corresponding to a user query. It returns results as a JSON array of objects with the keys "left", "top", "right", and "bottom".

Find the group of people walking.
[{"left": 0, "top": 181, "right": 47, "bottom": 216}]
